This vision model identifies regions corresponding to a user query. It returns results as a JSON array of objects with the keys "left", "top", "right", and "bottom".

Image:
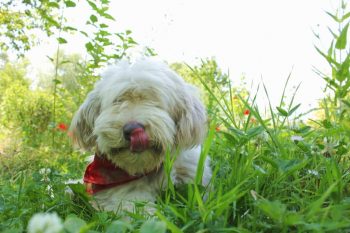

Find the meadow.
[{"left": 1, "top": 1, "right": 350, "bottom": 232}]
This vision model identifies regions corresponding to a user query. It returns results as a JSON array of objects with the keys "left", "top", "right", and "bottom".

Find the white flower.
[
  {"left": 291, "top": 135, "right": 304, "bottom": 142},
  {"left": 40, "top": 168, "right": 51, "bottom": 182},
  {"left": 47, "top": 185, "right": 55, "bottom": 199},
  {"left": 256, "top": 131, "right": 269, "bottom": 142},
  {"left": 39, "top": 168, "right": 51, "bottom": 175},
  {"left": 27, "top": 212, "right": 63, "bottom": 233},
  {"left": 307, "top": 169, "right": 319, "bottom": 177}
]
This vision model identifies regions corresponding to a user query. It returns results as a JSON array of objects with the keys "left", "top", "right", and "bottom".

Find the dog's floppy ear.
[
  {"left": 175, "top": 84, "right": 207, "bottom": 148},
  {"left": 70, "top": 91, "right": 101, "bottom": 151}
]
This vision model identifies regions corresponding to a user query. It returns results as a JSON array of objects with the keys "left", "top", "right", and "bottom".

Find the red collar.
[{"left": 83, "top": 154, "right": 154, "bottom": 194}]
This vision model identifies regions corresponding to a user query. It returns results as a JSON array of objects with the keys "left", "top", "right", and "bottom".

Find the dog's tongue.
[{"left": 130, "top": 128, "right": 149, "bottom": 152}]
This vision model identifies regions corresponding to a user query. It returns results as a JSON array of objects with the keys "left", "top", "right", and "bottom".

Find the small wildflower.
[
  {"left": 39, "top": 168, "right": 51, "bottom": 175},
  {"left": 307, "top": 169, "right": 319, "bottom": 177},
  {"left": 57, "top": 123, "right": 68, "bottom": 131},
  {"left": 256, "top": 131, "right": 269, "bottom": 142},
  {"left": 321, "top": 137, "right": 338, "bottom": 157},
  {"left": 47, "top": 185, "right": 55, "bottom": 198},
  {"left": 243, "top": 109, "right": 250, "bottom": 115},
  {"left": 291, "top": 135, "right": 304, "bottom": 142},
  {"left": 27, "top": 212, "right": 63, "bottom": 233},
  {"left": 215, "top": 125, "right": 220, "bottom": 132},
  {"left": 39, "top": 168, "right": 51, "bottom": 182}
]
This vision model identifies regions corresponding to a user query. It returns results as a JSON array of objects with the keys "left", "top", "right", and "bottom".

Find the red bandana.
[{"left": 83, "top": 155, "right": 146, "bottom": 194}]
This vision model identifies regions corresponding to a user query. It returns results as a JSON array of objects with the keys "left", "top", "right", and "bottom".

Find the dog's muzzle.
[{"left": 123, "top": 122, "right": 149, "bottom": 152}]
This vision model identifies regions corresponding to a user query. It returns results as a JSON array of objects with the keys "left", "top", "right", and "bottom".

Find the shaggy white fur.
[{"left": 70, "top": 58, "right": 212, "bottom": 212}]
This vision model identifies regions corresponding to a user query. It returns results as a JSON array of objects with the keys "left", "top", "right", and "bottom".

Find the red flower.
[
  {"left": 57, "top": 123, "right": 68, "bottom": 131},
  {"left": 243, "top": 109, "right": 250, "bottom": 115}
]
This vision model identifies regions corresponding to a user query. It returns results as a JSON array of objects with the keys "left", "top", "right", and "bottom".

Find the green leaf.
[
  {"left": 327, "top": 40, "right": 334, "bottom": 57},
  {"left": 90, "top": 14, "right": 98, "bottom": 23},
  {"left": 64, "top": 0, "right": 76, "bottom": 7},
  {"left": 46, "top": 56, "right": 54, "bottom": 62},
  {"left": 220, "top": 131, "right": 239, "bottom": 145},
  {"left": 336, "top": 88, "right": 348, "bottom": 98},
  {"left": 64, "top": 215, "right": 87, "bottom": 233},
  {"left": 99, "top": 30, "right": 111, "bottom": 36},
  {"left": 295, "top": 141, "right": 311, "bottom": 153},
  {"left": 342, "top": 12, "right": 350, "bottom": 21},
  {"left": 252, "top": 163, "right": 267, "bottom": 174},
  {"left": 284, "top": 213, "right": 305, "bottom": 226},
  {"left": 155, "top": 211, "right": 184, "bottom": 233},
  {"left": 87, "top": 0, "right": 98, "bottom": 11},
  {"left": 99, "top": 23, "right": 108, "bottom": 28},
  {"left": 342, "top": 99, "right": 350, "bottom": 108},
  {"left": 327, "top": 27, "right": 338, "bottom": 39},
  {"left": 275, "top": 158, "right": 306, "bottom": 173},
  {"left": 63, "top": 26, "right": 77, "bottom": 31},
  {"left": 139, "top": 220, "right": 166, "bottom": 233},
  {"left": 53, "top": 79, "right": 61, "bottom": 84},
  {"left": 315, "top": 46, "right": 340, "bottom": 67},
  {"left": 228, "top": 127, "right": 245, "bottom": 137},
  {"left": 261, "top": 156, "right": 278, "bottom": 169},
  {"left": 106, "top": 220, "right": 133, "bottom": 233},
  {"left": 48, "top": 2, "right": 60, "bottom": 8},
  {"left": 323, "top": 76, "right": 339, "bottom": 89},
  {"left": 322, "top": 119, "right": 332, "bottom": 128},
  {"left": 128, "top": 37, "right": 138, "bottom": 45},
  {"left": 292, "top": 126, "right": 311, "bottom": 134},
  {"left": 60, "top": 60, "right": 70, "bottom": 65},
  {"left": 326, "top": 11, "right": 340, "bottom": 22},
  {"left": 24, "top": 9, "right": 32, "bottom": 16},
  {"left": 335, "top": 23, "right": 349, "bottom": 49},
  {"left": 288, "top": 103, "right": 301, "bottom": 116},
  {"left": 101, "top": 12, "right": 115, "bottom": 20},
  {"left": 276, "top": 106, "right": 288, "bottom": 116},
  {"left": 257, "top": 200, "right": 286, "bottom": 223},
  {"left": 80, "top": 30, "right": 88, "bottom": 37},
  {"left": 246, "top": 126, "right": 264, "bottom": 138},
  {"left": 67, "top": 183, "right": 90, "bottom": 202},
  {"left": 57, "top": 37, "right": 67, "bottom": 44},
  {"left": 85, "top": 42, "right": 94, "bottom": 51},
  {"left": 336, "top": 54, "right": 350, "bottom": 82}
]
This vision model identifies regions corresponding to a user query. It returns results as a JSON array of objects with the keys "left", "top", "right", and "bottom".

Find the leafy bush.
[{"left": 1, "top": 83, "right": 52, "bottom": 147}]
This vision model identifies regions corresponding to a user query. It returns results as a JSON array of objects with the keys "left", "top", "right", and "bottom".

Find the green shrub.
[{"left": 1, "top": 83, "right": 52, "bottom": 147}]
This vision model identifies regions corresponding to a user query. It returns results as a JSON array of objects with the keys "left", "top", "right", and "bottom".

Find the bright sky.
[{"left": 28, "top": 0, "right": 340, "bottom": 117}]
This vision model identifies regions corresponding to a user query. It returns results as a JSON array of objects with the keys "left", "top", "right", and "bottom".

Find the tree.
[
  {"left": 0, "top": 0, "right": 65, "bottom": 54},
  {"left": 0, "top": 0, "right": 138, "bottom": 71}
]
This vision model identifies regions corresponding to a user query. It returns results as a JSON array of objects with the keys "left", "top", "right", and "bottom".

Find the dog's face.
[{"left": 70, "top": 59, "right": 206, "bottom": 175}]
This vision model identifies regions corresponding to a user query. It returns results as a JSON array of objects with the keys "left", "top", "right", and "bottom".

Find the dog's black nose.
[{"left": 123, "top": 122, "right": 145, "bottom": 140}]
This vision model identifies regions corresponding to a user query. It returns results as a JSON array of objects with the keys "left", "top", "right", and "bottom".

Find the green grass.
[{"left": 1, "top": 72, "right": 350, "bottom": 233}]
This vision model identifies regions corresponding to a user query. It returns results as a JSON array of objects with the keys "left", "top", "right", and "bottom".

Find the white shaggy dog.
[{"left": 70, "top": 58, "right": 212, "bottom": 212}]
